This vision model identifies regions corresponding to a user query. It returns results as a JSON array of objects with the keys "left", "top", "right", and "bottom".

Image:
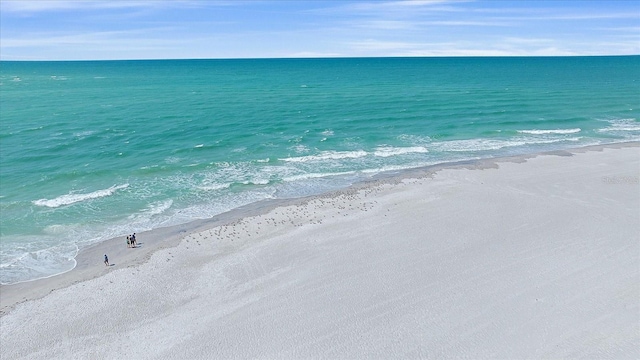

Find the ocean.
[{"left": 1, "top": 56, "right": 639, "bottom": 285}]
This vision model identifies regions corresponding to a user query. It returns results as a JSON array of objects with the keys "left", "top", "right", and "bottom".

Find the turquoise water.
[{"left": 1, "top": 57, "right": 639, "bottom": 284}]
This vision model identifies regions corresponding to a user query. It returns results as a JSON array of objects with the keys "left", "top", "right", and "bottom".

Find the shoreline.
[
  {"left": 1, "top": 141, "right": 638, "bottom": 315},
  {"left": 1, "top": 141, "right": 638, "bottom": 358}
]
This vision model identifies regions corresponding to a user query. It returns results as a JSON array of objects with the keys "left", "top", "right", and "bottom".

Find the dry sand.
[{"left": 1, "top": 143, "right": 639, "bottom": 359}]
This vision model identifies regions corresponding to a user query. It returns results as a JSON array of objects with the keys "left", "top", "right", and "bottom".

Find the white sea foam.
[
  {"left": 203, "top": 161, "right": 281, "bottom": 187},
  {"left": 433, "top": 139, "right": 523, "bottom": 152},
  {"left": 33, "top": 184, "right": 129, "bottom": 208},
  {"left": 194, "top": 144, "right": 204, "bottom": 148},
  {"left": 283, "top": 171, "right": 356, "bottom": 182},
  {"left": 280, "top": 150, "right": 368, "bottom": 163},
  {"left": 517, "top": 128, "right": 581, "bottom": 135},
  {"left": 291, "top": 144, "right": 309, "bottom": 153},
  {"left": 398, "top": 134, "right": 432, "bottom": 144},
  {"left": 120, "top": 199, "right": 173, "bottom": 225},
  {"left": 433, "top": 137, "right": 581, "bottom": 152},
  {"left": 374, "top": 146, "right": 429, "bottom": 157},
  {"left": 136, "top": 200, "right": 173, "bottom": 218},
  {"left": 361, "top": 164, "right": 423, "bottom": 174},
  {"left": 0, "top": 241, "right": 78, "bottom": 285},
  {"left": 242, "top": 179, "right": 271, "bottom": 185},
  {"left": 43, "top": 224, "right": 72, "bottom": 235},
  {"left": 165, "top": 156, "right": 181, "bottom": 164},
  {"left": 73, "top": 130, "right": 96, "bottom": 138},
  {"left": 197, "top": 183, "right": 232, "bottom": 191},
  {"left": 597, "top": 119, "right": 640, "bottom": 132}
]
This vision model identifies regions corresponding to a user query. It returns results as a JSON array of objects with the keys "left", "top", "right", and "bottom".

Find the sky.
[{"left": 1, "top": 0, "right": 638, "bottom": 60}]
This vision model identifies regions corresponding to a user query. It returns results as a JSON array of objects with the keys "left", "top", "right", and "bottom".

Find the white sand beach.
[{"left": 1, "top": 143, "right": 639, "bottom": 359}]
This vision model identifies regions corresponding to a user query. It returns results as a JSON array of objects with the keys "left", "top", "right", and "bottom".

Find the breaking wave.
[{"left": 33, "top": 184, "right": 130, "bottom": 208}]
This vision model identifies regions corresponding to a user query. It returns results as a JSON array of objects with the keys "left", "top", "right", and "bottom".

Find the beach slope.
[{"left": 1, "top": 144, "right": 639, "bottom": 359}]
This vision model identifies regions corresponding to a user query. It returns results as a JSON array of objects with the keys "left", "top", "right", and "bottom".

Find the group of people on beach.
[
  {"left": 104, "top": 232, "right": 138, "bottom": 267},
  {"left": 126, "top": 233, "right": 137, "bottom": 248}
]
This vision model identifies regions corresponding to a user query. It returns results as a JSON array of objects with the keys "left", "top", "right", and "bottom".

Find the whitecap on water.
[
  {"left": 517, "top": 128, "right": 581, "bottom": 135},
  {"left": 374, "top": 146, "right": 429, "bottom": 157},
  {"left": 280, "top": 150, "right": 368, "bottom": 163},
  {"left": 597, "top": 118, "right": 640, "bottom": 133},
  {"left": 33, "top": 184, "right": 129, "bottom": 208}
]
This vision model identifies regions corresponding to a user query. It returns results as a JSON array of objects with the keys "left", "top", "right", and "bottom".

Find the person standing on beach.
[
  {"left": 104, "top": 254, "right": 109, "bottom": 266},
  {"left": 131, "top": 233, "right": 136, "bottom": 247},
  {"left": 127, "top": 236, "right": 131, "bottom": 248}
]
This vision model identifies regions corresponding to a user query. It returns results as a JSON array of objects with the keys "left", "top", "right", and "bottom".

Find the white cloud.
[
  {"left": 1, "top": 0, "right": 149, "bottom": 12},
  {"left": 424, "top": 20, "right": 511, "bottom": 26},
  {"left": 343, "top": 36, "right": 608, "bottom": 57},
  {"left": 354, "top": 20, "right": 416, "bottom": 30},
  {"left": 308, "top": 0, "right": 464, "bottom": 17},
  {"left": 0, "top": 27, "right": 189, "bottom": 60},
  {"left": 349, "top": 39, "right": 422, "bottom": 52},
  {"left": 600, "top": 26, "right": 640, "bottom": 33},
  {"left": 0, "top": 0, "right": 226, "bottom": 13},
  {"left": 501, "top": 37, "right": 555, "bottom": 46},
  {"left": 379, "top": 0, "right": 467, "bottom": 7},
  {"left": 528, "top": 12, "right": 640, "bottom": 21},
  {"left": 2, "top": 28, "right": 174, "bottom": 47}
]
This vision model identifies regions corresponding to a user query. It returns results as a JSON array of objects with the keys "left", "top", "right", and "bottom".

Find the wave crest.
[
  {"left": 280, "top": 150, "right": 368, "bottom": 163},
  {"left": 597, "top": 119, "right": 640, "bottom": 133},
  {"left": 517, "top": 128, "right": 581, "bottom": 135},
  {"left": 33, "top": 184, "right": 129, "bottom": 208},
  {"left": 374, "top": 146, "right": 428, "bottom": 157}
]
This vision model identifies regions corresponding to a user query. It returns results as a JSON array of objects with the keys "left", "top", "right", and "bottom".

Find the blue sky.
[{"left": 1, "top": 0, "right": 638, "bottom": 60}]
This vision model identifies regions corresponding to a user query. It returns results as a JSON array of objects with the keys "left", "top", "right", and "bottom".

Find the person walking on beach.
[
  {"left": 127, "top": 235, "right": 131, "bottom": 248},
  {"left": 131, "top": 233, "right": 136, "bottom": 247},
  {"left": 104, "top": 254, "right": 109, "bottom": 266}
]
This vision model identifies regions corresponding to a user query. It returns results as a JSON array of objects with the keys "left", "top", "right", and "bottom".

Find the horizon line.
[{"left": 2, "top": 54, "right": 638, "bottom": 62}]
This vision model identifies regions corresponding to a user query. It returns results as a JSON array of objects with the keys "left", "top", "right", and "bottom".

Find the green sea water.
[{"left": 1, "top": 56, "right": 639, "bottom": 284}]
